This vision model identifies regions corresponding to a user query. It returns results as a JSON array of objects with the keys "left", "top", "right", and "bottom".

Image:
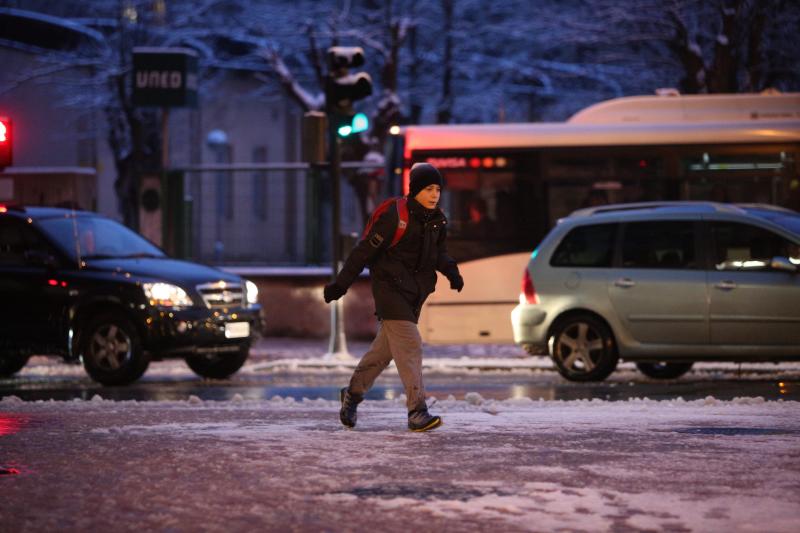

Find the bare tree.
[{"left": 587, "top": 0, "right": 800, "bottom": 94}]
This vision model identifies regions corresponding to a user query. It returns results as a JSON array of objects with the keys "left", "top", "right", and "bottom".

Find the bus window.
[
  {"left": 427, "top": 153, "right": 540, "bottom": 262},
  {"left": 544, "top": 153, "right": 672, "bottom": 226},
  {"left": 682, "top": 151, "right": 796, "bottom": 206}
]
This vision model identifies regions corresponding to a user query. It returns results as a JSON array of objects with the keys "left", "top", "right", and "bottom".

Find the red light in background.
[
  {"left": 0, "top": 117, "right": 12, "bottom": 169},
  {"left": 639, "top": 159, "right": 648, "bottom": 168},
  {"left": 48, "top": 279, "right": 58, "bottom": 286},
  {"left": 482, "top": 157, "right": 494, "bottom": 168},
  {"left": 469, "top": 157, "right": 481, "bottom": 168},
  {"left": 0, "top": 415, "right": 24, "bottom": 437},
  {"left": 0, "top": 205, "right": 6, "bottom": 213}
]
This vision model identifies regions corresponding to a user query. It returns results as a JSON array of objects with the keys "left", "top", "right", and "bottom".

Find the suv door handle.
[
  {"left": 714, "top": 280, "right": 737, "bottom": 291},
  {"left": 614, "top": 277, "right": 636, "bottom": 288}
]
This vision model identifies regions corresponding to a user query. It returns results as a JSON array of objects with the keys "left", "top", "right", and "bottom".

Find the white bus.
[{"left": 388, "top": 92, "right": 800, "bottom": 344}]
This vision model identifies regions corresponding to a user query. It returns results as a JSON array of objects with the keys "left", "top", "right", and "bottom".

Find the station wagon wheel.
[
  {"left": 185, "top": 343, "right": 249, "bottom": 380},
  {"left": 0, "top": 351, "right": 30, "bottom": 377},
  {"left": 636, "top": 362, "right": 694, "bottom": 380},
  {"left": 550, "top": 314, "right": 618, "bottom": 382},
  {"left": 80, "top": 313, "right": 149, "bottom": 386}
]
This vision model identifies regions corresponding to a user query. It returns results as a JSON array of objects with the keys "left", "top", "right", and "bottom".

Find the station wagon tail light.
[{"left": 520, "top": 268, "right": 539, "bottom": 304}]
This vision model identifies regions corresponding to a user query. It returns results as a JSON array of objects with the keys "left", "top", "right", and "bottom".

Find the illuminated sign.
[{"left": 425, "top": 156, "right": 510, "bottom": 169}]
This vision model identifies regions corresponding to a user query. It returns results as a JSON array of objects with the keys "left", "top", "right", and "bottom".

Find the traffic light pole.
[
  {"left": 323, "top": 45, "right": 371, "bottom": 361},
  {"left": 326, "top": 117, "right": 351, "bottom": 360}
]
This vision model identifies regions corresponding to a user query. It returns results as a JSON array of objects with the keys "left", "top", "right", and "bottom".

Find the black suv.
[{"left": 0, "top": 205, "right": 263, "bottom": 385}]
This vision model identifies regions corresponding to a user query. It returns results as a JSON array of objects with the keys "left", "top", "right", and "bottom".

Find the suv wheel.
[
  {"left": 80, "top": 313, "right": 149, "bottom": 386},
  {"left": 0, "top": 351, "right": 30, "bottom": 377},
  {"left": 636, "top": 362, "right": 693, "bottom": 380},
  {"left": 185, "top": 343, "right": 249, "bottom": 380},
  {"left": 550, "top": 314, "right": 618, "bottom": 382}
]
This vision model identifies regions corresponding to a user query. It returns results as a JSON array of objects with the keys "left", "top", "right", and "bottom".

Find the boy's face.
[{"left": 414, "top": 184, "right": 441, "bottom": 209}]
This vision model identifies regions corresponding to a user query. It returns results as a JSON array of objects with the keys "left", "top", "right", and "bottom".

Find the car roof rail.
[
  {"left": 569, "top": 201, "right": 743, "bottom": 218},
  {"left": 0, "top": 203, "right": 25, "bottom": 213},
  {"left": 735, "top": 203, "right": 798, "bottom": 214}
]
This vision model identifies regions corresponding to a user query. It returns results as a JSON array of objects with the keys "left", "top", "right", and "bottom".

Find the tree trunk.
[{"left": 437, "top": 0, "right": 454, "bottom": 123}]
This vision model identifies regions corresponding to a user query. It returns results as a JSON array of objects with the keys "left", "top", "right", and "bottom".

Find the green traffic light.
[
  {"left": 351, "top": 113, "right": 368, "bottom": 133},
  {"left": 338, "top": 113, "right": 369, "bottom": 137}
]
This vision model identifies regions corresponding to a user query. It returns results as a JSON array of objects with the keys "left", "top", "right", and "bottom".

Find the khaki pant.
[{"left": 348, "top": 320, "right": 426, "bottom": 411}]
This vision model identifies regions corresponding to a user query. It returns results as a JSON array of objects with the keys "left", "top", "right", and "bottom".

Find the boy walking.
[{"left": 324, "top": 163, "right": 463, "bottom": 431}]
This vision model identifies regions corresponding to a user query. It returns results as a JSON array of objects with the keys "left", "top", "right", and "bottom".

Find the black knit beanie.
[{"left": 409, "top": 163, "right": 444, "bottom": 198}]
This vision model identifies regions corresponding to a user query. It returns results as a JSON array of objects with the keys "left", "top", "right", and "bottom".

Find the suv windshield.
[{"left": 37, "top": 216, "right": 165, "bottom": 261}]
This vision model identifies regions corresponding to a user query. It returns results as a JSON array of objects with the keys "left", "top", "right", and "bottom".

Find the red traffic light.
[
  {"left": 0, "top": 117, "right": 12, "bottom": 169},
  {"left": 0, "top": 117, "right": 10, "bottom": 142}
]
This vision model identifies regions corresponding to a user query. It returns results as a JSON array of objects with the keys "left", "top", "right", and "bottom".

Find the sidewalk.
[
  {"left": 249, "top": 336, "right": 800, "bottom": 376},
  {"left": 248, "top": 336, "right": 544, "bottom": 371},
  {"left": 249, "top": 336, "right": 528, "bottom": 360}
]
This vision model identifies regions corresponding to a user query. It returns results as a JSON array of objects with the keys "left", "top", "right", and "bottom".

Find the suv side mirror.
[
  {"left": 770, "top": 256, "right": 798, "bottom": 274},
  {"left": 25, "top": 249, "right": 59, "bottom": 269}
]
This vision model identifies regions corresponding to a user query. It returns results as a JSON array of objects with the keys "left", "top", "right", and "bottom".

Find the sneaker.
[
  {"left": 408, "top": 409, "right": 443, "bottom": 432},
  {"left": 339, "top": 387, "right": 363, "bottom": 428}
]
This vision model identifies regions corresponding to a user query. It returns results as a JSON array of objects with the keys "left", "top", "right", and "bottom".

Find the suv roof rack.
[{"left": 569, "top": 201, "right": 744, "bottom": 218}]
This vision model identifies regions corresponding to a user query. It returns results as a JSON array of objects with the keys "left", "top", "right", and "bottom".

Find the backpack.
[{"left": 361, "top": 197, "right": 409, "bottom": 248}]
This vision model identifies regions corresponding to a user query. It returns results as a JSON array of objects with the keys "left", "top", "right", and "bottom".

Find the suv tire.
[
  {"left": 550, "top": 314, "right": 618, "bottom": 382},
  {"left": 0, "top": 352, "right": 30, "bottom": 377},
  {"left": 185, "top": 343, "right": 249, "bottom": 380},
  {"left": 80, "top": 313, "right": 149, "bottom": 386},
  {"left": 636, "top": 362, "right": 693, "bottom": 380}
]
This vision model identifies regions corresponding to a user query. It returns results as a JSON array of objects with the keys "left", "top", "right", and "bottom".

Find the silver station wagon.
[{"left": 511, "top": 202, "right": 800, "bottom": 381}]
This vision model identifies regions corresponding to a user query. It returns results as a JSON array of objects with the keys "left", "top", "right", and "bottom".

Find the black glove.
[
  {"left": 449, "top": 274, "right": 464, "bottom": 292},
  {"left": 324, "top": 282, "right": 347, "bottom": 303}
]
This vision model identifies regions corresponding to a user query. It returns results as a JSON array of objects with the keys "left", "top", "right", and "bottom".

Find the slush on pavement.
[{"left": 1, "top": 394, "right": 798, "bottom": 532}]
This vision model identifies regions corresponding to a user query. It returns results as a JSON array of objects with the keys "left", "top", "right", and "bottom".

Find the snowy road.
[{"left": 1, "top": 395, "right": 799, "bottom": 532}]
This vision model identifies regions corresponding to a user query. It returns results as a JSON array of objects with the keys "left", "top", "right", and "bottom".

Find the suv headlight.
[
  {"left": 143, "top": 282, "right": 193, "bottom": 308},
  {"left": 245, "top": 279, "right": 259, "bottom": 307}
]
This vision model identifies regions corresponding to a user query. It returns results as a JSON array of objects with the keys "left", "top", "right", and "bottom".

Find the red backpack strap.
[
  {"left": 361, "top": 198, "right": 393, "bottom": 240},
  {"left": 389, "top": 197, "right": 408, "bottom": 247}
]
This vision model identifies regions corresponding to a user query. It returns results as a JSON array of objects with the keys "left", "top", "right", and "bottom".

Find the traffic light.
[
  {"left": 325, "top": 46, "right": 372, "bottom": 129},
  {"left": 337, "top": 112, "right": 369, "bottom": 137},
  {"left": 0, "top": 117, "right": 12, "bottom": 170}
]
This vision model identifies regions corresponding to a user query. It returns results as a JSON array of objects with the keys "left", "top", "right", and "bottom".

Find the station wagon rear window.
[{"left": 550, "top": 223, "right": 617, "bottom": 267}]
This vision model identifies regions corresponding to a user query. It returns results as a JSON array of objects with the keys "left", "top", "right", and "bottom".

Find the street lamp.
[{"left": 206, "top": 129, "right": 229, "bottom": 262}]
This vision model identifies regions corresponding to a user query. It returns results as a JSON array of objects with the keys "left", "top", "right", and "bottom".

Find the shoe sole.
[
  {"left": 339, "top": 388, "right": 355, "bottom": 428},
  {"left": 409, "top": 417, "right": 443, "bottom": 432}
]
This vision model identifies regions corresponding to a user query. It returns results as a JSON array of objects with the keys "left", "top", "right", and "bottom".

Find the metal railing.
[{"left": 165, "top": 161, "right": 386, "bottom": 266}]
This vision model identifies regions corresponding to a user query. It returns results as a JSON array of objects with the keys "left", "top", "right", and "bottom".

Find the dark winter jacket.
[{"left": 333, "top": 197, "right": 462, "bottom": 322}]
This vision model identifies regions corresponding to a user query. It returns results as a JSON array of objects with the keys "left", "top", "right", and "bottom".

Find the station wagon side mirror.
[{"left": 770, "top": 256, "right": 798, "bottom": 274}]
